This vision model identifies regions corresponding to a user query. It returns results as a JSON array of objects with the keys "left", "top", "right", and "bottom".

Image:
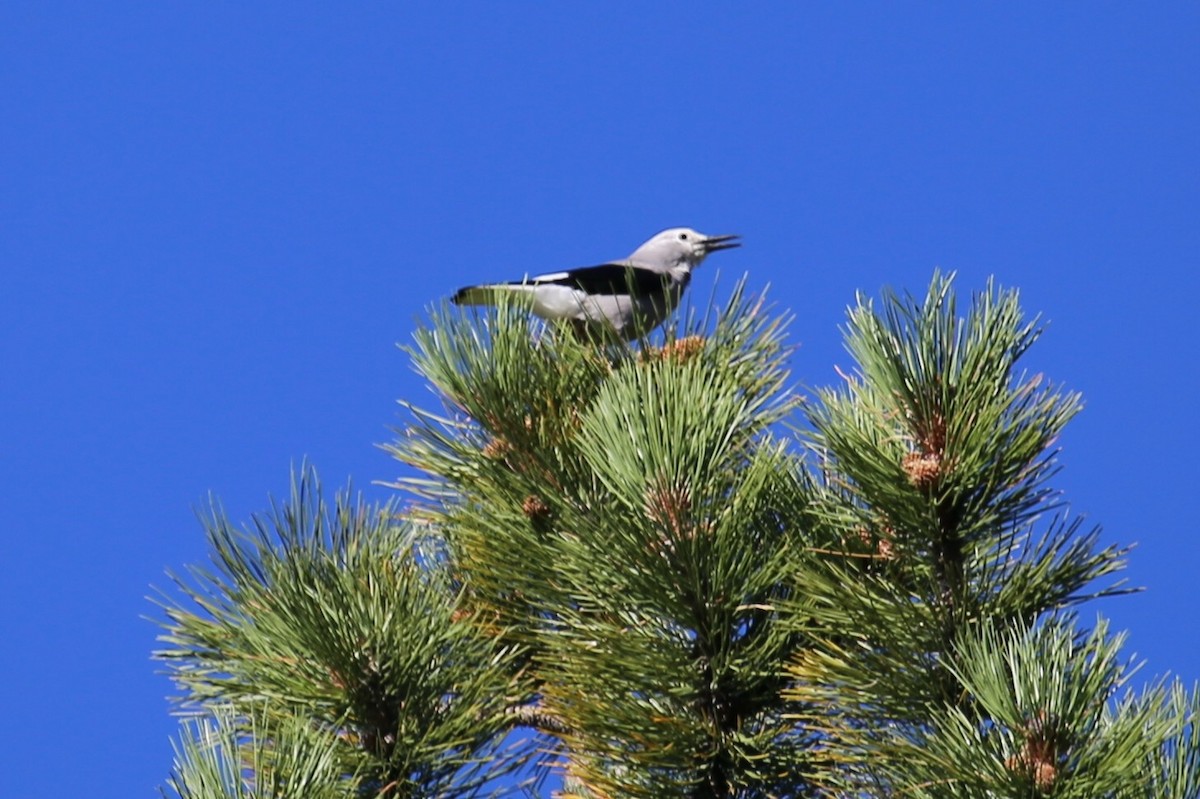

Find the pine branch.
[
  {"left": 155, "top": 468, "right": 530, "bottom": 798},
  {"left": 388, "top": 283, "right": 815, "bottom": 796},
  {"left": 788, "top": 274, "right": 1145, "bottom": 794}
]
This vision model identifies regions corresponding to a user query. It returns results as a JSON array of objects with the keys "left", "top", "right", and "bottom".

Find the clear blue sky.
[{"left": 2, "top": 4, "right": 1197, "bottom": 796}]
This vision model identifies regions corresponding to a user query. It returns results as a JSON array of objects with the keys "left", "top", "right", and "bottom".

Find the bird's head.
[{"left": 629, "top": 227, "right": 741, "bottom": 269}]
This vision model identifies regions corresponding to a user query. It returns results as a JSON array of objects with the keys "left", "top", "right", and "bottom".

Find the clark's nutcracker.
[{"left": 451, "top": 227, "right": 740, "bottom": 340}]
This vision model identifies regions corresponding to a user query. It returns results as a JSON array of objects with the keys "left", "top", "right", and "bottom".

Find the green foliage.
[
  {"left": 387, "top": 285, "right": 819, "bottom": 796},
  {"left": 1153, "top": 685, "right": 1200, "bottom": 799},
  {"left": 806, "top": 273, "right": 1126, "bottom": 615},
  {"left": 785, "top": 274, "right": 1188, "bottom": 796},
  {"left": 156, "top": 274, "right": 1200, "bottom": 798},
  {"left": 163, "top": 704, "right": 354, "bottom": 799},
  {"left": 885, "top": 618, "right": 1199, "bottom": 798},
  {"left": 156, "top": 471, "right": 528, "bottom": 797}
]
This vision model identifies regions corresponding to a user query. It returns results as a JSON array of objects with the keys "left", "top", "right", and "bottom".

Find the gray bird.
[{"left": 452, "top": 227, "right": 740, "bottom": 340}]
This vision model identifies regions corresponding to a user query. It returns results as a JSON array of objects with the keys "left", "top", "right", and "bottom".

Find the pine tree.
[{"left": 156, "top": 276, "right": 1200, "bottom": 798}]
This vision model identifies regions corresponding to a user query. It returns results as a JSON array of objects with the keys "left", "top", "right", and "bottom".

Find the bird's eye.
[{"left": 678, "top": 233, "right": 689, "bottom": 240}]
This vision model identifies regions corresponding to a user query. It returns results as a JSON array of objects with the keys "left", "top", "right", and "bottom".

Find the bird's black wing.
[{"left": 526, "top": 263, "right": 671, "bottom": 297}]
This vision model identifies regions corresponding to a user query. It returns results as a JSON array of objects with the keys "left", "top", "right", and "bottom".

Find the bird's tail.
[{"left": 451, "top": 283, "right": 537, "bottom": 307}]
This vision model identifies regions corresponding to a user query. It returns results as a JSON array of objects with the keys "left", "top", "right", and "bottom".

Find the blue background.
[{"left": 2, "top": 4, "right": 1197, "bottom": 795}]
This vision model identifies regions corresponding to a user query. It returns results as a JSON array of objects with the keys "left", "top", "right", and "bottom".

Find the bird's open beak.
[{"left": 702, "top": 234, "right": 741, "bottom": 252}]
